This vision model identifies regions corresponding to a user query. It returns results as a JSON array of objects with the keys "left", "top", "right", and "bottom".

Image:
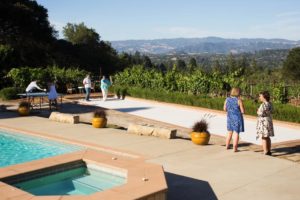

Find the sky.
[{"left": 36, "top": 0, "right": 300, "bottom": 41}]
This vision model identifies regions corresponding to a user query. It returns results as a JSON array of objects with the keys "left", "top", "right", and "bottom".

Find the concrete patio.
[
  {"left": 0, "top": 109, "right": 299, "bottom": 199},
  {"left": 82, "top": 97, "right": 300, "bottom": 145}
]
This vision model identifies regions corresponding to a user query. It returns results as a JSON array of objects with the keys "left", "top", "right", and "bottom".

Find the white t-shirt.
[
  {"left": 83, "top": 77, "right": 91, "bottom": 88},
  {"left": 25, "top": 81, "right": 42, "bottom": 92}
]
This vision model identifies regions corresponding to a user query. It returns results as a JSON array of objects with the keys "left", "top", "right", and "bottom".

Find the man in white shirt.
[
  {"left": 25, "top": 80, "right": 46, "bottom": 108},
  {"left": 82, "top": 74, "right": 91, "bottom": 101},
  {"left": 25, "top": 80, "right": 46, "bottom": 93}
]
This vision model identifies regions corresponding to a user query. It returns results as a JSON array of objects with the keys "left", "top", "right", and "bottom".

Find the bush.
[
  {"left": 272, "top": 103, "right": 300, "bottom": 123},
  {"left": 0, "top": 87, "right": 21, "bottom": 100},
  {"left": 120, "top": 87, "right": 127, "bottom": 96},
  {"left": 273, "top": 84, "right": 288, "bottom": 104},
  {"left": 111, "top": 85, "right": 121, "bottom": 98},
  {"left": 126, "top": 87, "right": 300, "bottom": 123},
  {"left": 7, "top": 66, "right": 87, "bottom": 93}
]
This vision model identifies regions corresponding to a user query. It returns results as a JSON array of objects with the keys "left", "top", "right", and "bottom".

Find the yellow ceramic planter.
[
  {"left": 190, "top": 132, "right": 210, "bottom": 145},
  {"left": 92, "top": 117, "right": 107, "bottom": 128},
  {"left": 18, "top": 107, "right": 30, "bottom": 116}
]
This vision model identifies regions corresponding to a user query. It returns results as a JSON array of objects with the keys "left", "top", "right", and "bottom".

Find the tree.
[
  {"left": 0, "top": 0, "right": 55, "bottom": 44},
  {"left": 158, "top": 63, "right": 167, "bottom": 72},
  {"left": 236, "top": 56, "right": 248, "bottom": 76},
  {"left": 282, "top": 48, "right": 300, "bottom": 81},
  {"left": 143, "top": 56, "right": 153, "bottom": 68},
  {"left": 212, "top": 59, "right": 222, "bottom": 74},
  {"left": 0, "top": 0, "right": 123, "bottom": 80},
  {"left": 0, "top": 44, "right": 13, "bottom": 72},
  {"left": 0, "top": 0, "right": 55, "bottom": 67},
  {"left": 188, "top": 57, "right": 197, "bottom": 72},
  {"left": 249, "top": 58, "right": 258, "bottom": 74},
  {"left": 176, "top": 59, "right": 186, "bottom": 71},
  {"left": 226, "top": 53, "right": 237, "bottom": 73},
  {"left": 63, "top": 22, "right": 100, "bottom": 45},
  {"left": 133, "top": 51, "right": 143, "bottom": 65},
  {"left": 189, "top": 57, "right": 197, "bottom": 67}
]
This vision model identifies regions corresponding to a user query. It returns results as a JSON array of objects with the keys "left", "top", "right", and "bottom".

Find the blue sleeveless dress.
[{"left": 226, "top": 97, "right": 244, "bottom": 133}]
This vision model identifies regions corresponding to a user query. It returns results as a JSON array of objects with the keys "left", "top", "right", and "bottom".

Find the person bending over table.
[
  {"left": 25, "top": 80, "right": 46, "bottom": 107},
  {"left": 26, "top": 80, "right": 46, "bottom": 93}
]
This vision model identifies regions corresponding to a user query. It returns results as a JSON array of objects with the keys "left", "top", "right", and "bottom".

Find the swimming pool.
[
  {"left": 7, "top": 161, "right": 126, "bottom": 195},
  {"left": 0, "top": 129, "right": 83, "bottom": 168},
  {"left": 0, "top": 128, "right": 167, "bottom": 200}
]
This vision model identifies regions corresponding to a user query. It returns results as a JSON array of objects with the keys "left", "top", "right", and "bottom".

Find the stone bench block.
[
  {"left": 152, "top": 127, "right": 177, "bottom": 139},
  {"left": 49, "top": 112, "right": 79, "bottom": 124},
  {"left": 127, "top": 123, "right": 176, "bottom": 139},
  {"left": 127, "top": 123, "right": 154, "bottom": 136}
]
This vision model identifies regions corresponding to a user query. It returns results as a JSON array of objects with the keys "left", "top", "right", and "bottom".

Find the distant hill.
[
  {"left": 149, "top": 49, "right": 290, "bottom": 70},
  {"left": 111, "top": 37, "right": 300, "bottom": 54}
]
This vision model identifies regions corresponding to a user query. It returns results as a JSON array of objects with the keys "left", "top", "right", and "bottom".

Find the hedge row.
[{"left": 126, "top": 87, "right": 300, "bottom": 123}]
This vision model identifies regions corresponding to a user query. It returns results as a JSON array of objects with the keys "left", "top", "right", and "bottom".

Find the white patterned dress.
[{"left": 256, "top": 102, "right": 274, "bottom": 139}]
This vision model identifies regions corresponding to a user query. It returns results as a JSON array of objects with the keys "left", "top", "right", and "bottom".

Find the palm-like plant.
[
  {"left": 192, "top": 119, "right": 208, "bottom": 133},
  {"left": 93, "top": 109, "right": 106, "bottom": 119}
]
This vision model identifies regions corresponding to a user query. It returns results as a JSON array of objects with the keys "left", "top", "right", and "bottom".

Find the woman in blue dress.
[{"left": 223, "top": 87, "right": 245, "bottom": 152}]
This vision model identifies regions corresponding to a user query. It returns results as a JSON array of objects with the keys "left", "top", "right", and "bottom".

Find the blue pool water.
[
  {"left": 0, "top": 129, "right": 83, "bottom": 168},
  {"left": 13, "top": 163, "right": 126, "bottom": 195}
]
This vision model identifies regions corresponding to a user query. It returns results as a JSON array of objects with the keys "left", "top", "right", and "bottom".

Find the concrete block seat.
[
  {"left": 49, "top": 112, "right": 80, "bottom": 124},
  {"left": 127, "top": 123, "right": 177, "bottom": 139}
]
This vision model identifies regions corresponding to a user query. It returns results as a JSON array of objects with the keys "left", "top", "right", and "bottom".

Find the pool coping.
[
  {"left": 0, "top": 125, "right": 147, "bottom": 160},
  {"left": 0, "top": 126, "right": 168, "bottom": 200}
]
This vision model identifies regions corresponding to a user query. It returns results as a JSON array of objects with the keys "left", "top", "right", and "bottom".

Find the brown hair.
[
  {"left": 259, "top": 91, "right": 270, "bottom": 102},
  {"left": 230, "top": 87, "right": 240, "bottom": 97}
]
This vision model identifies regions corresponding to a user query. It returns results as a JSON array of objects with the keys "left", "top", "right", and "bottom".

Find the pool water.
[
  {"left": 13, "top": 163, "right": 126, "bottom": 195},
  {"left": 0, "top": 129, "right": 83, "bottom": 167}
]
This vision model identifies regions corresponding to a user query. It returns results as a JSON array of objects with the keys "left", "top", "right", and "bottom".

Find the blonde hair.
[{"left": 230, "top": 87, "right": 240, "bottom": 97}]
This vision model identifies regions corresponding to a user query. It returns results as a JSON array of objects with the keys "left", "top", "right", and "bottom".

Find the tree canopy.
[
  {"left": 0, "top": 0, "right": 55, "bottom": 44},
  {"left": 63, "top": 22, "right": 100, "bottom": 45},
  {"left": 0, "top": 0, "right": 55, "bottom": 68},
  {"left": 0, "top": 0, "right": 126, "bottom": 82},
  {"left": 282, "top": 47, "right": 300, "bottom": 81}
]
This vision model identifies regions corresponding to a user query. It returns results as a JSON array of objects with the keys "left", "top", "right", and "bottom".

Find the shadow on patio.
[{"left": 165, "top": 172, "right": 217, "bottom": 200}]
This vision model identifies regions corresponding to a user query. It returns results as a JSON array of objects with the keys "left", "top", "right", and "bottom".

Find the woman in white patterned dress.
[
  {"left": 256, "top": 91, "right": 274, "bottom": 156},
  {"left": 48, "top": 81, "right": 58, "bottom": 109}
]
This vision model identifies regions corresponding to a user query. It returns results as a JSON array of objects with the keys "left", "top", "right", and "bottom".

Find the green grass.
[{"left": 126, "top": 87, "right": 300, "bottom": 124}]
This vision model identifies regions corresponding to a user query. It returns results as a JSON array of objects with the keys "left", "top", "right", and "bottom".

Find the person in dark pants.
[{"left": 82, "top": 74, "right": 91, "bottom": 101}]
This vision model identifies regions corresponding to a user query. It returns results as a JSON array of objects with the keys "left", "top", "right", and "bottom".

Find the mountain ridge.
[{"left": 110, "top": 37, "right": 300, "bottom": 54}]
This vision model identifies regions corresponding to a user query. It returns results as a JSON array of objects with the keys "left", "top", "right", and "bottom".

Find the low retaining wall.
[
  {"left": 49, "top": 112, "right": 80, "bottom": 124},
  {"left": 127, "top": 123, "right": 177, "bottom": 139}
]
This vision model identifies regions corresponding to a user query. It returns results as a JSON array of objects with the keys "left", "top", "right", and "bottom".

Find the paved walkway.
[
  {"left": 0, "top": 113, "right": 299, "bottom": 200},
  {"left": 82, "top": 97, "right": 300, "bottom": 145}
]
